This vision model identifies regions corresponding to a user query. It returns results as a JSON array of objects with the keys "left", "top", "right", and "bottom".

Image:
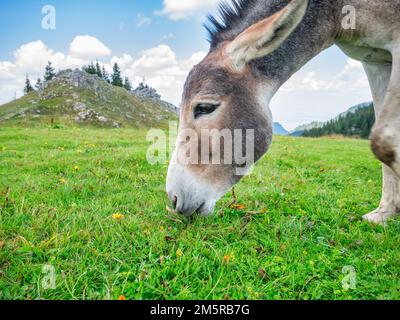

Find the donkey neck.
[
  {"left": 256, "top": 0, "right": 342, "bottom": 89},
  {"left": 212, "top": 0, "right": 343, "bottom": 90}
]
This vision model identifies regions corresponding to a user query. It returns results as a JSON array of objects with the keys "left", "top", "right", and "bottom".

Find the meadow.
[{"left": 0, "top": 126, "right": 399, "bottom": 300}]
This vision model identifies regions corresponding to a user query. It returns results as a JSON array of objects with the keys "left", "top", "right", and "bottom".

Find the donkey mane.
[
  {"left": 206, "top": 0, "right": 304, "bottom": 48},
  {"left": 205, "top": 0, "right": 258, "bottom": 46},
  {"left": 205, "top": 0, "right": 342, "bottom": 80}
]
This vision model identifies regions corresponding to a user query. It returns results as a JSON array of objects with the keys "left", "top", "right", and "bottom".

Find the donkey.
[{"left": 166, "top": 0, "right": 400, "bottom": 224}]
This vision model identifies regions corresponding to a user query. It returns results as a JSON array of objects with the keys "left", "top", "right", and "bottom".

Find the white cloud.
[
  {"left": 0, "top": 61, "right": 17, "bottom": 80},
  {"left": 157, "top": 0, "right": 220, "bottom": 20},
  {"left": 272, "top": 57, "right": 371, "bottom": 130},
  {"left": 136, "top": 13, "right": 153, "bottom": 28},
  {"left": 110, "top": 54, "right": 134, "bottom": 71},
  {"left": 0, "top": 36, "right": 112, "bottom": 104},
  {"left": 132, "top": 45, "right": 177, "bottom": 70},
  {"left": 333, "top": 59, "right": 369, "bottom": 89},
  {"left": 121, "top": 45, "right": 206, "bottom": 104},
  {"left": 69, "top": 35, "right": 111, "bottom": 59},
  {"left": 0, "top": 39, "right": 205, "bottom": 106},
  {"left": 13, "top": 40, "right": 66, "bottom": 73},
  {"left": 0, "top": 40, "right": 69, "bottom": 104},
  {"left": 281, "top": 58, "right": 368, "bottom": 93},
  {"left": 159, "top": 33, "right": 175, "bottom": 43}
]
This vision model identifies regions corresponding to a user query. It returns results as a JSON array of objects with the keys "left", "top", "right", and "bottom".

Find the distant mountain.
[
  {"left": 333, "top": 102, "right": 372, "bottom": 121},
  {"left": 291, "top": 102, "right": 374, "bottom": 138},
  {"left": 290, "top": 121, "right": 324, "bottom": 137},
  {"left": 302, "top": 102, "right": 374, "bottom": 139},
  {"left": 0, "top": 69, "right": 177, "bottom": 128},
  {"left": 273, "top": 122, "right": 289, "bottom": 135}
]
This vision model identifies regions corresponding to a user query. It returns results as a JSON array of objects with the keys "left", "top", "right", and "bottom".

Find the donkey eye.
[{"left": 194, "top": 103, "right": 220, "bottom": 119}]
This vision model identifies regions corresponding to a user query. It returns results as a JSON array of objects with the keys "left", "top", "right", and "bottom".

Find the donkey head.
[{"left": 167, "top": 0, "right": 309, "bottom": 216}]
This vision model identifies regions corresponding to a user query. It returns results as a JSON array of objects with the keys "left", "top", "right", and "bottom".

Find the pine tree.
[
  {"left": 111, "top": 63, "right": 123, "bottom": 87},
  {"left": 123, "top": 77, "right": 132, "bottom": 91},
  {"left": 83, "top": 61, "right": 97, "bottom": 75},
  {"left": 24, "top": 74, "right": 34, "bottom": 94},
  {"left": 44, "top": 61, "right": 56, "bottom": 81},
  {"left": 302, "top": 103, "right": 375, "bottom": 139},
  {"left": 35, "top": 78, "right": 42, "bottom": 91},
  {"left": 101, "top": 66, "right": 110, "bottom": 83},
  {"left": 95, "top": 60, "right": 102, "bottom": 78}
]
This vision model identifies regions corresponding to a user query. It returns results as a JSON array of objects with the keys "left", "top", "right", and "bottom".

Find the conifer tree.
[
  {"left": 83, "top": 61, "right": 97, "bottom": 75},
  {"left": 24, "top": 74, "right": 34, "bottom": 94},
  {"left": 95, "top": 60, "right": 102, "bottom": 78},
  {"left": 123, "top": 77, "right": 132, "bottom": 91},
  {"left": 44, "top": 61, "right": 56, "bottom": 81},
  {"left": 101, "top": 66, "right": 110, "bottom": 83},
  {"left": 302, "top": 104, "right": 375, "bottom": 139},
  {"left": 111, "top": 63, "right": 123, "bottom": 87},
  {"left": 102, "top": 66, "right": 111, "bottom": 83},
  {"left": 35, "top": 78, "right": 42, "bottom": 91}
]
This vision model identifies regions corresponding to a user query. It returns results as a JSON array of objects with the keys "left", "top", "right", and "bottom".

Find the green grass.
[
  {"left": 0, "top": 127, "right": 399, "bottom": 300},
  {"left": 0, "top": 74, "right": 177, "bottom": 128}
]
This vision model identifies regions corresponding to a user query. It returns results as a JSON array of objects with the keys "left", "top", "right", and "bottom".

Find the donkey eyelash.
[{"left": 194, "top": 103, "right": 221, "bottom": 119}]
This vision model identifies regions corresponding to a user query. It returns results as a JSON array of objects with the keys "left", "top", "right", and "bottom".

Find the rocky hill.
[
  {"left": 132, "top": 83, "right": 179, "bottom": 114},
  {"left": 0, "top": 69, "right": 177, "bottom": 128}
]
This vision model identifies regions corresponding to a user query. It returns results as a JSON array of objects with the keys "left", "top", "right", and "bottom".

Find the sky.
[{"left": 0, "top": 0, "right": 372, "bottom": 130}]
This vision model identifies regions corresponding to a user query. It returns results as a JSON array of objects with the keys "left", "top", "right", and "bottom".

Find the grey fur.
[
  {"left": 167, "top": 0, "right": 400, "bottom": 221},
  {"left": 208, "top": 0, "right": 400, "bottom": 84}
]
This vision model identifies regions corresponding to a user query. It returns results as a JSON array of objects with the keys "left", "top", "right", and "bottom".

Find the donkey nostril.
[{"left": 172, "top": 196, "right": 178, "bottom": 209}]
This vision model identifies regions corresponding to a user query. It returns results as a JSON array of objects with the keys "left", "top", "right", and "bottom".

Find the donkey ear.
[{"left": 226, "top": 0, "right": 309, "bottom": 71}]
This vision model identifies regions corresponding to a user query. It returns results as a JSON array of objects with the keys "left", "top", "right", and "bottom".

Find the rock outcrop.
[
  {"left": 132, "top": 83, "right": 179, "bottom": 115},
  {"left": 0, "top": 69, "right": 178, "bottom": 128}
]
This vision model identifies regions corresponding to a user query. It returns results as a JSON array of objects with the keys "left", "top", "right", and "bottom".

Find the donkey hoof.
[{"left": 362, "top": 209, "right": 397, "bottom": 225}]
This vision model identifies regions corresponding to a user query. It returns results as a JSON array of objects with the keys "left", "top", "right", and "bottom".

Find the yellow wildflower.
[
  {"left": 223, "top": 254, "right": 235, "bottom": 264},
  {"left": 176, "top": 249, "right": 183, "bottom": 257},
  {"left": 112, "top": 213, "right": 124, "bottom": 220}
]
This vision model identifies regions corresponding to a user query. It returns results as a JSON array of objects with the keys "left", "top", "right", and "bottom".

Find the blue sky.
[
  {"left": 0, "top": 0, "right": 208, "bottom": 59},
  {"left": 0, "top": 0, "right": 372, "bottom": 130}
]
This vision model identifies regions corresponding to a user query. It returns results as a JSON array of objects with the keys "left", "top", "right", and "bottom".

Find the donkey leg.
[
  {"left": 364, "top": 165, "right": 400, "bottom": 224},
  {"left": 370, "top": 51, "right": 400, "bottom": 175},
  {"left": 363, "top": 62, "right": 400, "bottom": 223}
]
